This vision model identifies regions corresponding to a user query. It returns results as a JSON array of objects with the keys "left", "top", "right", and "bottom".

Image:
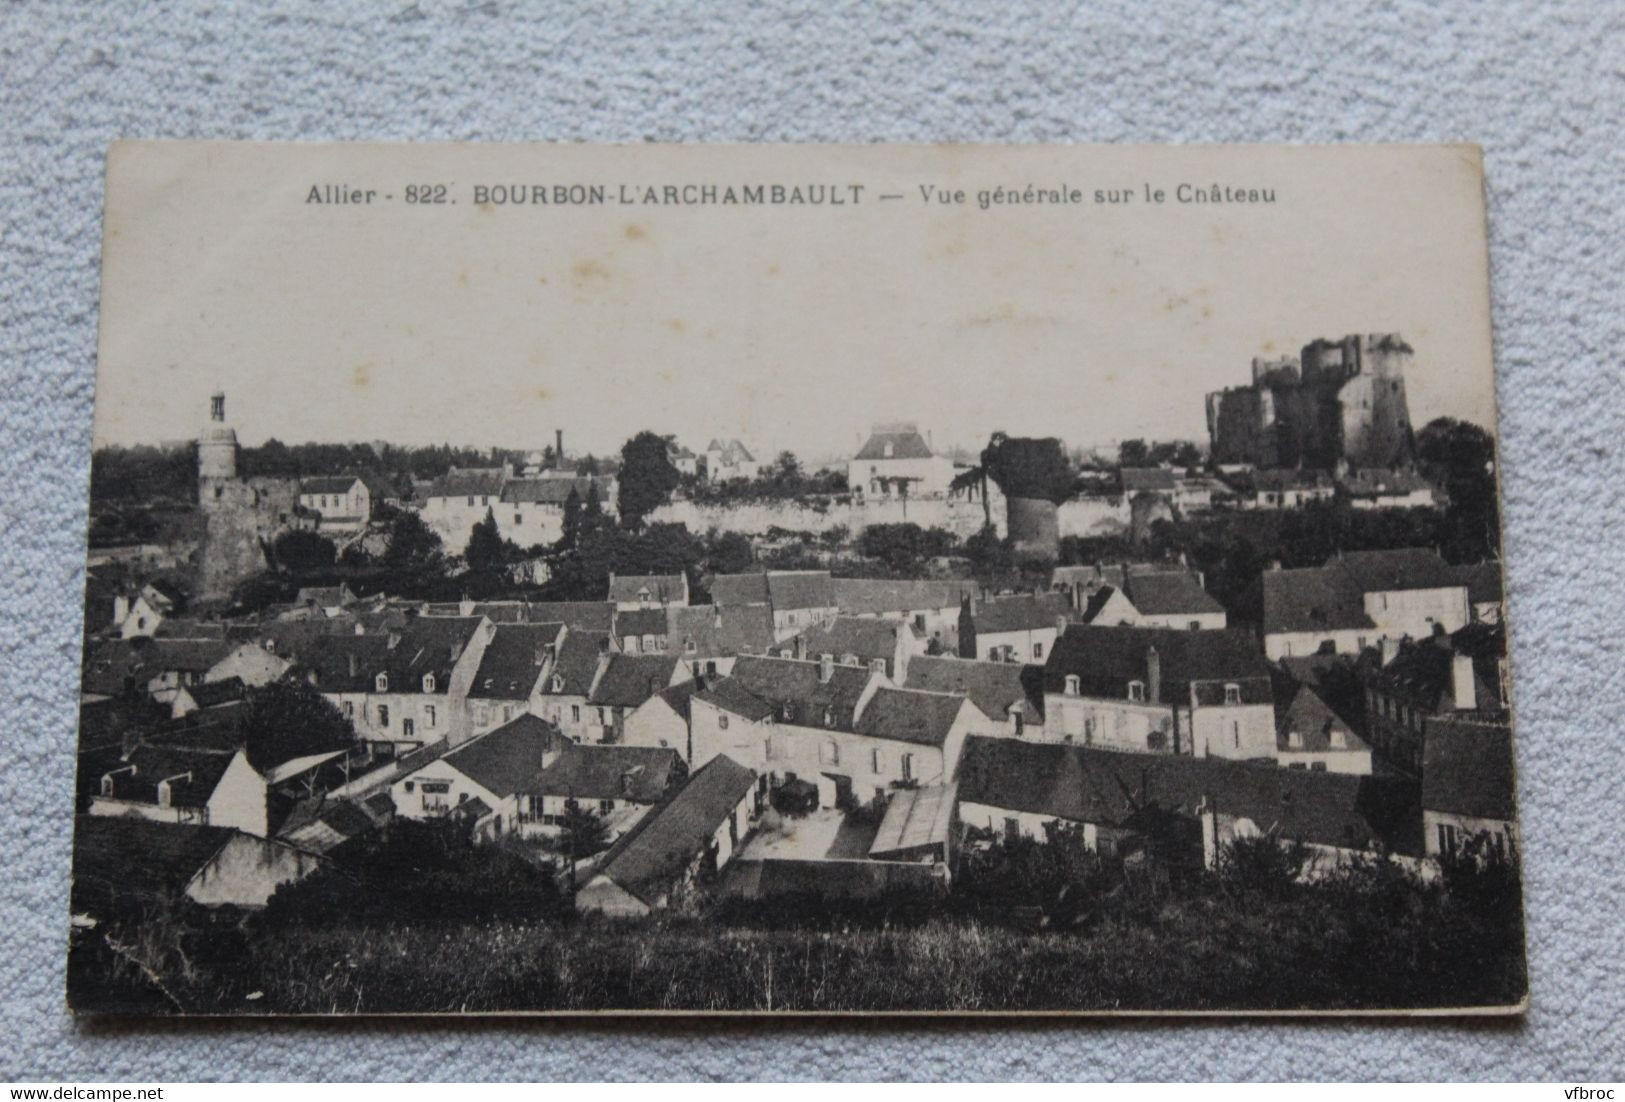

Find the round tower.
[{"left": 198, "top": 390, "right": 239, "bottom": 485}]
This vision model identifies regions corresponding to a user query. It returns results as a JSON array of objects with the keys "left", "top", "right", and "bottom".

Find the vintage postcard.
[{"left": 72, "top": 141, "right": 1523, "bottom": 1015}]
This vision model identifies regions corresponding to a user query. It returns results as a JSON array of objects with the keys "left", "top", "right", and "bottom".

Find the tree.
[
  {"left": 238, "top": 678, "right": 357, "bottom": 773},
  {"left": 228, "top": 572, "right": 297, "bottom": 616},
  {"left": 464, "top": 507, "right": 506, "bottom": 572},
  {"left": 617, "top": 431, "right": 682, "bottom": 529},
  {"left": 1118, "top": 438, "right": 1150, "bottom": 468},
  {"left": 1417, "top": 417, "right": 1501, "bottom": 562},
  {"left": 382, "top": 509, "right": 443, "bottom": 573},
  {"left": 559, "top": 487, "right": 583, "bottom": 551},
  {"left": 559, "top": 799, "right": 611, "bottom": 901},
  {"left": 272, "top": 529, "right": 337, "bottom": 575},
  {"left": 705, "top": 530, "right": 755, "bottom": 576}
]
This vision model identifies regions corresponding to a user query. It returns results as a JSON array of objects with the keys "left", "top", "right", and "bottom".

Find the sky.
[{"left": 94, "top": 142, "right": 1499, "bottom": 465}]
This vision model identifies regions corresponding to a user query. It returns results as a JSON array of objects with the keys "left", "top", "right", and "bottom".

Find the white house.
[
  {"left": 1262, "top": 548, "right": 1471, "bottom": 660},
  {"left": 297, "top": 474, "right": 381, "bottom": 533},
  {"left": 848, "top": 423, "right": 956, "bottom": 500},
  {"left": 389, "top": 713, "right": 566, "bottom": 838},
  {"left": 957, "top": 592, "right": 1071, "bottom": 664},
  {"left": 1042, "top": 625, "right": 1278, "bottom": 761},
  {"left": 703, "top": 439, "right": 759, "bottom": 483},
  {"left": 903, "top": 654, "right": 1046, "bottom": 741},
  {"left": 1274, "top": 684, "right": 1373, "bottom": 775},
  {"left": 607, "top": 572, "right": 690, "bottom": 611},
  {"left": 520, "top": 743, "right": 686, "bottom": 842},
  {"left": 1078, "top": 570, "right": 1228, "bottom": 631},
  {"left": 204, "top": 641, "right": 293, "bottom": 687}
]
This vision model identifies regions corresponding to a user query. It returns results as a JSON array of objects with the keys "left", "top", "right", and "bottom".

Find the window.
[
  {"left": 1032, "top": 642, "right": 1043, "bottom": 659},
  {"left": 685, "top": 640, "right": 697, "bottom": 654},
  {"left": 375, "top": 672, "right": 389, "bottom": 693},
  {"left": 900, "top": 752, "right": 914, "bottom": 781},
  {"left": 1223, "top": 683, "right": 1241, "bottom": 705},
  {"left": 402, "top": 718, "right": 415, "bottom": 738},
  {"left": 1127, "top": 680, "right": 1146, "bottom": 703},
  {"left": 1084, "top": 715, "right": 1095, "bottom": 745},
  {"left": 377, "top": 704, "right": 390, "bottom": 727},
  {"left": 514, "top": 513, "right": 523, "bottom": 525},
  {"left": 425, "top": 705, "right": 436, "bottom": 728},
  {"left": 1287, "top": 728, "right": 1303, "bottom": 750},
  {"left": 822, "top": 706, "right": 835, "bottom": 728},
  {"left": 1189, "top": 620, "right": 1201, "bottom": 631},
  {"left": 342, "top": 701, "right": 354, "bottom": 718},
  {"left": 467, "top": 496, "right": 475, "bottom": 506},
  {"left": 598, "top": 707, "right": 609, "bottom": 725},
  {"left": 404, "top": 781, "right": 414, "bottom": 793},
  {"left": 1012, "top": 712, "right": 1025, "bottom": 737},
  {"left": 571, "top": 704, "right": 580, "bottom": 723},
  {"left": 421, "top": 780, "right": 451, "bottom": 811},
  {"left": 820, "top": 740, "right": 839, "bottom": 766},
  {"left": 1232, "top": 721, "right": 1241, "bottom": 748},
  {"left": 502, "top": 705, "right": 513, "bottom": 722},
  {"left": 422, "top": 673, "right": 435, "bottom": 693},
  {"left": 1065, "top": 674, "right": 1081, "bottom": 696},
  {"left": 871, "top": 748, "right": 885, "bottom": 773},
  {"left": 718, "top": 714, "right": 730, "bottom": 730},
  {"left": 598, "top": 799, "right": 615, "bottom": 814}
]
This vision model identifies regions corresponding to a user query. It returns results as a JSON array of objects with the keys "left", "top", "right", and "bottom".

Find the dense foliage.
[
  {"left": 238, "top": 678, "right": 358, "bottom": 772},
  {"left": 617, "top": 431, "right": 682, "bottom": 529}
]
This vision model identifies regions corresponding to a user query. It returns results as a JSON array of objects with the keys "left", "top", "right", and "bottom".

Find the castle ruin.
[
  {"left": 1204, "top": 333, "right": 1416, "bottom": 470},
  {"left": 195, "top": 391, "right": 301, "bottom": 602}
]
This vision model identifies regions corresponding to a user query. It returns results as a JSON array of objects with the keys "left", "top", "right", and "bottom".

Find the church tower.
[{"left": 198, "top": 389, "right": 239, "bottom": 497}]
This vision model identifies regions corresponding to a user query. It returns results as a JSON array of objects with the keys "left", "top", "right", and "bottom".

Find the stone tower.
[{"left": 198, "top": 390, "right": 239, "bottom": 490}]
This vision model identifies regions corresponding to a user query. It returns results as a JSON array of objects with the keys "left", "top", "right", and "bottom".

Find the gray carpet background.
[{"left": 3, "top": 0, "right": 1623, "bottom": 1081}]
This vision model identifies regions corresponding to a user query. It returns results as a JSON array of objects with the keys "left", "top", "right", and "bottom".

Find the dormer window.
[
  {"left": 781, "top": 702, "right": 793, "bottom": 721},
  {"left": 1064, "top": 674, "right": 1081, "bottom": 696},
  {"left": 375, "top": 672, "right": 389, "bottom": 693},
  {"left": 99, "top": 775, "right": 114, "bottom": 797},
  {"left": 823, "top": 706, "right": 835, "bottom": 728},
  {"left": 552, "top": 676, "right": 563, "bottom": 692},
  {"left": 1223, "top": 682, "right": 1241, "bottom": 705},
  {"left": 686, "top": 640, "right": 697, "bottom": 654},
  {"left": 423, "top": 673, "right": 436, "bottom": 693},
  {"left": 1127, "top": 680, "right": 1146, "bottom": 703}
]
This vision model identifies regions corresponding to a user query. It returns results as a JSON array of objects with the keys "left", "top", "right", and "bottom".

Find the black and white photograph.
[{"left": 69, "top": 140, "right": 1524, "bottom": 1016}]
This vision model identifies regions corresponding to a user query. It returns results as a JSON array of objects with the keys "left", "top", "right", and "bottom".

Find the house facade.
[
  {"left": 1042, "top": 625, "right": 1277, "bottom": 761},
  {"left": 297, "top": 475, "right": 381, "bottom": 533},
  {"left": 848, "top": 423, "right": 956, "bottom": 499},
  {"left": 958, "top": 592, "right": 1070, "bottom": 663},
  {"left": 1261, "top": 548, "right": 1471, "bottom": 660}
]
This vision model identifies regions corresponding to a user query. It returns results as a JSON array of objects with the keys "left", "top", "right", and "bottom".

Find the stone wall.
[{"left": 196, "top": 476, "right": 301, "bottom": 600}]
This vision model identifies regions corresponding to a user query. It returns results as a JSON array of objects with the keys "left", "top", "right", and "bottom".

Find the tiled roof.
[
  {"left": 533, "top": 744, "right": 684, "bottom": 803},
  {"left": 970, "top": 592, "right": 1070, "bottom": 634},
  {"left": 468, "top": 623, "right": 563, "bottom": 700},
  {"left": 766, "top": 570, "right": 835, "bottom": 611},
  {"left": 439, "top": 713, "right": 565, "bottom": 799},
  {"left": 145, "top": 638, "right": 233, "bottom": 673},
  {"left": 607, "top": 573, "right": 688, "bottom": 605},
  {"left": 781, "top": 617, "right": 902, "bottom": 665},
  {"left": 1452, "top": 562, "right": 1505, "bottom": 606},
  {"left": 667, "top": 604, "right": 776, "bottom": 658},
  {"left": 692, "top": 676, "right": 778, "bottom": 722},
  {"left": 384, "top": 617, "right": 487, "bottom": 693},
  {"left": 854, "top": 687, "right": 967, "bottom": 747},
  {"left": 542, "top": 630, "right": 611, "bottom": 697},
  {"left": 594, "top": 754, "right": 757, "bottom": 906},
  {"left": 1262, "top": 566, "right": 1377, "bottom": 635},
  {"left": 138, "top": 700, "right": 253, "bottom": 753},
  {"left": 183, "top": 677, "right": 246, "bottom": 709},
  {"left": 1044, "top": 624, "right": 1274, "bottom": 706},
  {"left": 903, "top": 655, "right": 1045, "bottom": 724},
  {"left": 1050, "top": 564, "right": 1127, "bottom": 591},
  {"left": 1120, "top": 467, "right": 1179, "bottom": 492},
  {"left": 427, "top": 467, "right": 506, "bottom": 500},
  {"left": 1277, "top": 685, "right": 1370, "bottom": 754},
  {"left": 298, "top": 475, "right": 363, "bottom": 496},
  {"left": 727, "top": 655, "right": 874, "bottom": 730},
  {"left": 72, "top": 816, "right": 235, "bottom": 904},
  {"left": 99, "top": 744, "right": 236, "bottom": 808},
  {"left": 1336, "top": 548, "right": 1460, "bottom": 592},
  {"left": 615, "top": 607, "right": 669, "bottom": 639},
  {"left": 1422, "top": 712, "right": 1516, "bottom": 821},
  {"left": 589, "top": 654, "right": 683, "bottom": 709},
  {"left": 296, "top": 634, "right": 394, "bottom": 693},
  {"left": 500, "top": 476, "right": 605, "bottom": 505},
  {"left": 653, "top": 679, "right": 703, "bottom": 722},
  {"left": 854, "top": 425, "right": 935, "bottom": 461},
  {"left": 707, "top": 439, "right": 755, "bottom": 464},
  {"left": 1123, "top": 571, "right": 1226, "bottom": 617},
  {"left": 1366, "top": 634, "right": 1503, "bottom": 714},
  {"left": 709, "top": 572, "right": 771, "bottom": 607},
  {"left": 831, "top": 578, "right": 979, "bottom": 616},
  {"left": 1247, "top": 469, "right": 1334, "bottom": 493},
  {"left": 869, "top": 782, "right": 958, "bottom": 857},
  {"left": 956, "top": 736, "right": 1422, "bottom": 856}
]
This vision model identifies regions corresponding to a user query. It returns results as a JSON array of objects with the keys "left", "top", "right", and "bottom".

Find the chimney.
[
  {"left": 793, "top": 635, "right": 808, "bottom": 660},
  {"left": 459, "top": 597, "right": 475, "bottom": 617},
  {"left": 1146, "top": 644, "right": 1161, "bottom": 704},
  {"left": 1451, "top": 654, "right": 1477, "bottom": 711},
  {"left": 555, "top": 428, "right": 564, "bottom": 463},
  {"left": 819, "top": 653, "right": 834, "bottom": 683},
  {"left": 1380, "top": 636, "right": 1401, "bottom": 666},
  {"left": 713, "top": 604, "right": 723, "bottom": 629}
]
